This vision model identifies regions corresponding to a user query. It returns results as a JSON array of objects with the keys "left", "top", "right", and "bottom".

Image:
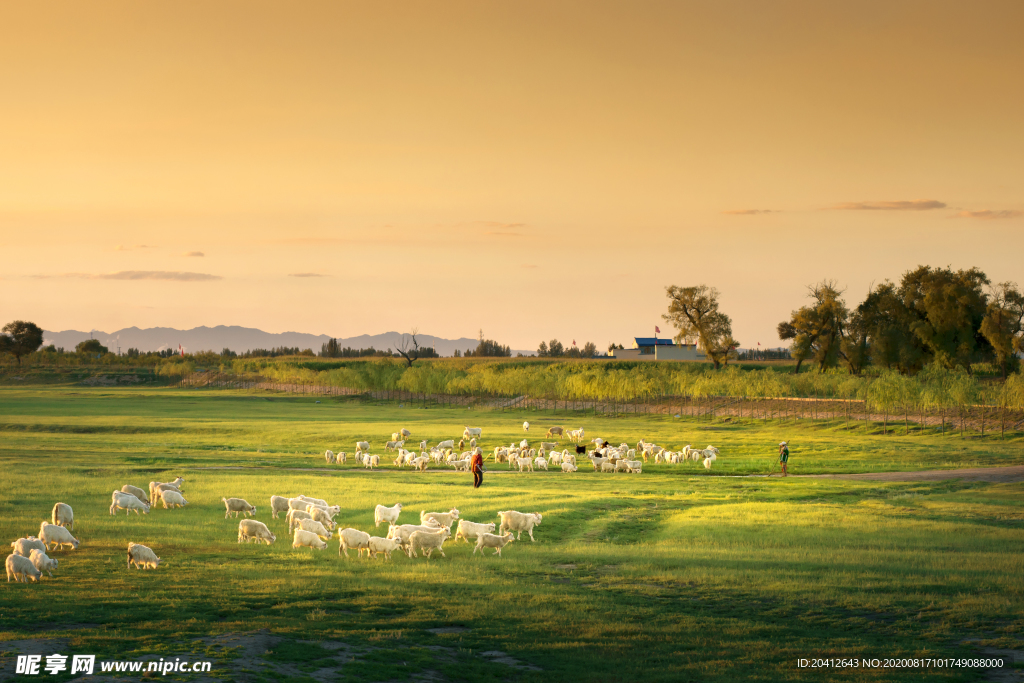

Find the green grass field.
[{"left": 1, "top": 386, "right": 1022, "bottom": 682}]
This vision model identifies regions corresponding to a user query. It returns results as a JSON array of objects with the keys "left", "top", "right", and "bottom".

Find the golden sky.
[{"left": 2, "top": 1, "right": 1022, "bottom": 351}]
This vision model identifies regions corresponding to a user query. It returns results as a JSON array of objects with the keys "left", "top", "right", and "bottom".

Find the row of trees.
[{"left": 537, "top": 339, "right": 599, "bottom": 358}]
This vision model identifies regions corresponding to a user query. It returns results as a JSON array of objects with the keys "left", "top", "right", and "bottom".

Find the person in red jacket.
[{"left": 470, "top": 449, "right": 484, "bottom": 488}]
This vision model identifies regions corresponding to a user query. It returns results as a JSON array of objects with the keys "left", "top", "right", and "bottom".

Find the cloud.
[
  {"left": 479, "top": 221, "right": 526, "bottom": 230},
  {"left": 182, "top": 251, "right": 205, "bottom": 257},
  {"left": 722, "top": 209, "right": 775, "bottom": 215},
  {"left": 115, "top": 244, "right": 159, "bottom": 251},
  {"left": 486, "top": 231, "right": 524, "bottom": 237},
  {"left": 31, "top": 271, "right": 222, "bottom": 281},
  {"left": 952, "top": 209, "right": 1022, "bottom": 220},
  {"left": 830, "top": 200, "right": 946, "bottom": 211},
  {"left": 288, "top": 272, "right": 327, "bottom": 278}
]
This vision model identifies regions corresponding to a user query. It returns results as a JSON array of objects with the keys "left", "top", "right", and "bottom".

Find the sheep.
[
  {"left": 293, "top": 528, "right": 328, "bottom": 551},
  {"left": 222, "top": 498, "right": 256, "bottom": 519},
  {"left": 469, "top": 437, "right": 477, "bottom": 448},
  {"left": 412, "top": 456, "right": 429, "bottom": 471},
  {"left": 238, "top": 520, "right": 276, "bottom": 545},
  {"left": 464, "top": 426, "right": 483, "bottom": 439},
  {"left": 703, "top": 456, "right": 715, "bottom": 470},
  {"left": 420, "top": 509, "right": 459, "bottom": 530},
  {"left": 523, "top": 421, "right": 530, "bottom": 432},
  {"left": 497, "top": 510, "right": 542, "bottom": 542},
  {"left": 614, "top": 459, "right": 631, "bottom": 473},
  {"left": 355, "top": 441, "right": 370, "bottom": 453},
  {"left": 160, "top": 490, "right": 188, "bottom": 509},
  {"left": 296, "top": 518, "right": 333, "bottom": 541},
  {"left": 535, "top": 457, "right": 549, "bottom": 471},
  {"left": 338, "top": 528, "right": 371, "bottom": 559},
  {"left": 546, "top": 426, "right": 563, "bottom": 438},
  {"left": 563, "top": 452, "right": 577, "bottom": 466},
  {"left": 368, "top": 536, "right": 404, "bottom": 560},
  {"left": 449, "top": 459, "right": 471, "bottom": 472},
  {"left": 335, "top": 452, "right": 347, "bottom": 464},
  {"left": 127, "top": 542, "right": 161, "bottom": 569},
  {"left": 549, "top": 452, "right": 563, "bottom": 466},
  {"left": 298, "top": 495, "right": 329, "bottom": 507},
  {"left": 540, "top": 441, "right": 558, "bottom": 451},
  {"left": 454, "top": 520, "right": 496, "bottom": 544},
  {"left": 626, "top": 460, "right": 644, "bottom": 473},
  {"left": 28, "top": 549, "right": 58, "bottom": 578},
  {"left": 419, "top": 439, "right": 428, "bottom": 450},
  {"left": 437, "top": 439, "right": 455, "bottom": 449},
  {"left": 287, "top": 509, "right": 313, "bottom": 533},
  {"left": 408, "top": 527, "right": 451, "bottom": 559},
  {"left": 386, "top": 522, "right": 442, "bottom": 544},
  {"left": 375, "top": 503, "right": 403, "bottom": 528},
  {"left": 11, "top": 537, "right": 46, "bottom": 557},
  {"left": 520, "top": 438, "right": 529, "bottom": 450},
  {"left": 399, "top": 428, "right": 412, "bottom": 439},
  {"left": 325, "top": 449, "right": 336, "bottom": 464},
  {"left": 51, "top": 502, "right": 74, "bottom": 530},
  {"left": 354, "top": 451, "right": 365, "bottom": 464},
  {"left": 516, "top": 456, "right": 534, "bottom": 473},
  {"left": 110, "top": 491, "right": 150, "bottom": 516},
  {"left": 384, "top": 440, "right": 399, "bottom": 452},
  {"left": 39, "top": 522, "right": 80, "bottom": 551},
  {"left": 364, "top": 454, "right": 380, "bottom": 470},
  {"left": 391, "top": 432, "right": 401, "bottom": 442},
  {"left": 473, "top": 532, "right": 515, "bottom": 557},
  {"left": 149, "top": 480, "right": 183, "bottom": 505},
  {"left": 590, "top": 456, "right": 607, "bottom": 471},
  {"left": 561, "top": 461, "right": 578, "bottom": 473},
  {"left": 601, "top": 461, "right": 616, "bottom": 473},
  {"left": 6, "top": 553, "right": 41, "bottom": 583},
  {"left": 121, "top": 484, "right": 150, "bottom": 504},
  {"left": 168, "top": 476, "right": 185, "bottom": 488}
]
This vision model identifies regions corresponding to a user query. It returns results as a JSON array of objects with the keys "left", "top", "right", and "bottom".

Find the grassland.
[{"left": 0, "top": 385, "right": 1022, "bottom": 682}]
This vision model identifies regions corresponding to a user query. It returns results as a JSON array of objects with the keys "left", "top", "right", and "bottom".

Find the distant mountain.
[{"left": 41, "top": 325, "right": 531, "bottom": 357}]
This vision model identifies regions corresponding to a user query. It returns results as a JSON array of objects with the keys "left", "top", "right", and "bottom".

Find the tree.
[
  {"left": 663, "top": 285, "right": 739, "bottom": 369},
  {"left": 547, "top": 339, "right": 564, "bottom": 357},
  {"left": 607, "top": 343, "right": 624, "bottom": 353},
  {"left": 980, "top": 281, "right": 1024, "bottom": 378},
  {"left": 75, "top": 338, "right": 109, "bottom": 355},
  {"left": 900, "top": 266, "right": 991, "bottom": 371},
  {"left": 465, "top": 330, "right": 512, "bottom": 358},
  {"left": 777, "top": 281, "right": 848, "bottom": 373},
  {"left": 321, "top": 338, "right": 342, "bottom": 358},
  {"left": 0, "top": 321, "right": 44, "bottom": 365},
  {"left": 853, "top": 281, "right": 928, "bottom": 374},
  {"left": 582, "top": 341, "right": 598, "bottom": 358},
  {"left": 537, "top": 341, "right": 549, "bottom": 357},
  {"left": 395, "top": 329, "right": 422, "bottom": 368}
]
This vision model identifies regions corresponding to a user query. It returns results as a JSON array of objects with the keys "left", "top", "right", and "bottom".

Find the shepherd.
[
  {"left": 778, "top": 441, "right": 789, "bottom": 477},
  {"left": 471, "top": 447, "right": 485, "bottom": 488}
]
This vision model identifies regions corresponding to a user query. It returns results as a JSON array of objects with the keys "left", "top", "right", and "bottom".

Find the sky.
[{"left": 1, "top": 1, "right": 1022, "bottom": 353}]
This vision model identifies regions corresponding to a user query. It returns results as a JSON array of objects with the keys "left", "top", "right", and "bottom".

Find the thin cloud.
[
  {"left": 274, "top": 237, "right": 352, "bottom": 245},
  {"left": 288, "top": 272, "right": 328, "bottom": 278},
  {"left": 93, "top": 271, "right": 221, "bottom": 281},
  {"left": 722, "top": 209, "right": 775, "bottom": 215},
  {"left": 479, "top": 221, "right": 526, "bottom": 230},
  {"left": 952, "top": 209, "right": 1022, "bottom": 220},
  {"left": 486, "top": 231, "right": 524, "bottom": 237},
  {"left": 114, "top": 244, "right": 159, "bottom": 251},
  {"left": 182, "top": 251, "right": 205, "bottom": 257},
  {"left": 831, "top": 200, "right": 946, "bottom": 211}
]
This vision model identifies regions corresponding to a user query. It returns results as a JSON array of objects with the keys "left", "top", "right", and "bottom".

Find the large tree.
[
  {"left": 663, "top": 285, "right": 738, "bottom": 369},
  {"left": 854, "top": 281, "right": 928, "bottom": 374},
  {"left": 980, "top": 281, "right": 1024, "bottom": 378},
  {"left": 1, "top": 321, "right": 44, "bottom": 365},
  {"left": 777, "top": 281, "right": 848, "bottom": 373},
  {"left": 899, "top": 266, "right": 991, "bottom": 371}
]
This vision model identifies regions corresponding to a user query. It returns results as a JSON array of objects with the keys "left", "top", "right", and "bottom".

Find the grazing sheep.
[
  {"left": 364, "top": 454, "right": 380, "bottom": 470},
  {"left": 437, "top": 439, "right": 455, "bottom": 449},
  {"left": 297, "top": 495, "right": 329, "bottom": 508},
  {"left": 516, "top": 456, "right": 534, "bottom": 473},
  {"left": 408, "top": 527, "right": 450, "bottom": 559},
  {"left": 420, "top": 509, "right": 459, "bottom": 530},
  {"left": 160, "top": 490, "right": 188, "bottom": 510},
  {"left": 325, "top": 450, "right": 336, "bottom": 464},
  {"left": 589, "top": 457, "right": 607, "bottom": 471},
  {"left": 149, "top": 481, "right": 182, "bottom": 505},
  {"left": 374, "top": 503, "right": 403, "bottom": 528},
  {"left": 535, "top": 457, "right": 548, "bottom": 471},
  {"left": 464, "top": 426, "right": 483, "bottom": 440},
  {"left": 561, "top": 461, "right": 578, "bottom": 473},
  {"left": 338, "top": 528, "right": 371, "bottom": 559},
  {"left": 473, "top": 532, "right": 515, "bottom": 557},
  {"left": 51, "top": 502, "right": 74, "bottom": 530},
  {"left": 289, "top": 498, "right": 314, "bottom": 512},
  {"left": 270, "top": 495, "right": 293, "bottom": 519},
  {"left": 127, "top": 542, "right": 161, "bottom": 569},
  {"left": 293, "top": 528, "right": 328, "bottom": 551},
  {"left": 355, "top": 441, "right": 370, "bottom": 453},
  {"left": 296, "top": 518, "right": 333, "bottom": 541},
  {"left": 627, "top": 460, "right": 644, "bottom": 473},
  {"left": 367, "top": 536, "right": 404, "bottom": 560},
  {"left": 497, "top": 511, "right": 542, "bottom": 542},
  {"left": 391, "top": 432, "right": 401, "bottom": 442},
  {"left": 523, "top": 421, "right": 530, "bottom": 432},
  {"left": 110, "top": 491, "right": 150, "bottom": 516},
  {"left": 386, "top": 522, "right": 442, "bottom": 544},
  {"left": 546, "top": 426, "right": 564, "bottom": 438},
  {"left": 6, "top": 553, "right": 41, "bottom": 583},
  {"left": 121, "top": 485, "right": 150, "bottom": 504},
  {"left": 39, "top": 522, "right": 80, "bottom": 551},
  {"left": 601, "top": 461, "right": 616, "bottom": 473},
  {"left": 399, "top": 428, "right": 412, "bottom": 439},
  {"left": 309, "top": 507, "right": 336, "bottom": 530},
  {"left": 287, "top": 509, "right": 313, "bottom": 533},
  {"left": 222, "top": 498, "right": 256, "bottom": 519},
  {"left": 238, "top": 520, "right": 276, "bottom": 545},
  {"left": 11, "top": 537, "right": 46, "bottom": 557},
  {"left": 614, "top": 459, "right": 630, "bottom": 473},
  {"left": 28, "top": 549, "right": 58, "bottom": 578},
  {"left": 454, "top": 520, "right": 496, "bottom": 544},
  {"left": 412, "top": 456, "right": 429, "bottom": 471},
  {"left": 419, "top": 439, "right": 428, "bottom": 450}
]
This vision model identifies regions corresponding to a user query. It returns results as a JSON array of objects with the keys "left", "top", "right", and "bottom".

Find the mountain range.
[{"left": 42, "top": 326, "right": 533, "bottom": 357}]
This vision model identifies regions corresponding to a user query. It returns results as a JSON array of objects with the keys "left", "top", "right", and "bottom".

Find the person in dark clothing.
[
  {"left": 778, "top": 441, "right": 789, "bottom": 477},
  {"left": 471, "top": 449, "right": 484, "bottom": 488}
]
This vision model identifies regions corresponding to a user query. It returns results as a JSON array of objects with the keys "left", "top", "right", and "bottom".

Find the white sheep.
[
  {"left": 627, "top": 460, "right": 644, "bottom": 473},
  {"left": 110, "top": 491, "right": 150, "bottom": 516},
  {"left": 614, "top": 459, "right": 630, "bottom": 473},
  {"left": 412, "top": 456, "right": 429, "bottom": 471},
  {"left": 561, "top": 461, "right": 578, "bottom": 473},
  {"left": 464, "top": 426, "right": 483, "bottom": 440},
  {"left": 454, "top": 520, "right": 496, "bottom": 544},
  {"left": 375, "top": 503, "right": 403, "bottom": 527},
  {"left": 149, "top": 480, "right": 182, "bottom": 505},
  {"left": 309, "top": 507, "right": 336, "bottom": 530},
  {"left": 365, "top": 454, "right": 380, "bottom": 470},
  {"left": 338, "top": 528, "right": 371, "bottom": 559},
  {"left": 238, "top": 520, "right": 276, "bottom": 545},
  {"left": 295, "top": 518, "right": 333, "bottom": 541},
  {"left": 325, "top": 449, "right": 336, "bottom": 464},
  {"left": 601, "top": 461, "right": 616, "bottom": 473},
  {"left": 335, "top": 452, "right": 347, "bottom": 464},
  {"left": 391, "top": 432, "right": 401, "bottom": 442},
  {"left": 497, "top": 511, "right": 542, "bottom": 542},
  {"left": 293, "top": 528, "right": 328, "bottom": 551},
  {"left": 127, "top": 542, "right": 161, "bottom": 569},
  {"left": 523, "top": 421, "right": 530, "bottom": 432},
  {"left": 355, "top": 441, "right": 370, "bottom": 453},
  {"left": 297, "top": 495, "right": 329, "bottom": 507},
  {"left": 516, "top": 456, "right": 534, "bottom": 473},
  {"left": 408, "top": 527, "right": 451, "bottom": 559},
  {"left": 437, "top": 439, "right": 455, "bottom": 449},
  {"left": 6, "top": 553, "right": 41, "bottom": 583},
  {"left": 160, "top": 490, "right": 188, "bottom": 510},
  {"left": 399, "top": 428, "right": 412, "bottom": 439},
  {"left": 51, "top": 502, "right": 74, "bottom": 530},
  {"left": 473, "top": 532, "right": 515, "bottom": 557},
  {"left": 121, "top": 484, "right": 150, "bottom": 504},
  {"left": 287, "top": 509, "right": 313, "bottom": 533},
  {"left": 386, "top": 522, "right": 441, "bottom": 545},
  {"left": 11, "top": 537, "right": 46, "bottom": 557},
  {"left": 39, "top": 522, "right": 80, "bottom": 551},
  {"left": 535, "top": 457, "right": 548, "bottom": 471},
  {"left": 28, "top": 548, "right": 58, "bottom": 578},
  {"left": 222, "top": 498, "right": 256, "bottom": 519},
  {"left": 270, "top": 495, "right": 292, "bottom": 519},
  {"left": 420, "top": 509, "right": 460, "bottom": 530},
  {"left": 419, "top": 439, "right": 428, "bottom": 450},
  {"left": 368, "top": 536, "right": 404, "bottom": 560}
]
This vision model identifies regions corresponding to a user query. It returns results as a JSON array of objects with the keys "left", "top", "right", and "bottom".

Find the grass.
[{"left": 0, "top": 385, "right": 1021, "bottom": 682}]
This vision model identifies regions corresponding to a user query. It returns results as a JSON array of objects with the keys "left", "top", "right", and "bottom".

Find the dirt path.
[{"left": 793, "top": 465, "right": 1024, "bottom": 483}]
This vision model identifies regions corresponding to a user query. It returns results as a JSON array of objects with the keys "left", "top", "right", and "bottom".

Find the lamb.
[
  {"left": 287, "top": 509, "right": 313, "bottom": 533},
  {"left": 28, "top": 549, "right": 58, "bottom": 578},
  {"left": 355, "top": 441, "right": 370, "bottom": 453},
  {"left": 127, "top": 542, "right": 161, "bottom": 569},
  {"left": 11, "top": 537, "right": 46, "bottom": 557},
  {"left": 338, "top": 528, "right": 371, "bottom": 559},
  {"left": 121, "top": 484, "right": 150, "bottom": 504},
  {"left": 160, "top": 490, "right": 188, "bottom": 509},
  {"left": 364, "top": 454, "right": 380, "bottom": 469},
  {"left": 238, "top": 519, "right": 276, "bottom": 545},
  {"left": 497, "top": 510, "right": 542, "bottom": 542},
  {"left": 110, "top": 491, "right": 150, "bottom": 516},
  {"left": 270, "top": 495, "right": 294, "bottom": 519},
  {"left": 293, "top": 528, "right": 328, "bottom": 551},
  {"left": 546, "top": 426, "right": 563, "bottom": 438},
  {"left": 561, "top": 461, "right": 578, "bottom": 473},
  {"left": 535, "top": 457, "right": 548, "bottom": 471},
  {"left": 375, "top": 503, "right": 403, "bottom": 527},
  {"left": 437, "top": 439, "right": 455, "bottom": 449},
  {"left": 295, "top": 518, "right": 333, "bottom": 541},
  {"left": 39, "top": 522, "right": 80, "bottom": 551},
  {"left": 222, "top": 498, "right": 256, "bottom": 519},
  {"left": 454, "top": 520, "right": 496, "bottom": 544},
  {"left": 420, "top": 509, "right": 459, "bottom": 530},
  {"left": 408, "top": 527, "right": 450, "bottom": 559},
  {"left": 6, "top": 553, "right": 41, "bottom": 583},
  {"left": 516, "top": 456, "right": 534, "bottom": 473},
  {"left": 601, "top": 461, "right": 616, "bottom": 473},
  {"left": 367, "top": 536, "right": 404, "bottom": 560},
  {"left": 51, "top": 502, "right": 74, "bottom": 530},
  {"left": 549, "top": 452, "right": 563, "bottom": 466},
  {"left": 523, "top": 421, "right": 530, "bottom": 432},
  {"left": 473, "top": 532, "right": 515, "bottom": 557},
  {"left": 386, "top": 522, "right": 442, "bottom": 544}
]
